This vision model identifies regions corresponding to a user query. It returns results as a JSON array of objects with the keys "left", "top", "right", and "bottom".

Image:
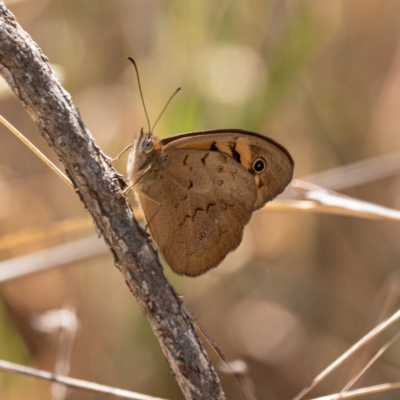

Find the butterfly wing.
[
  {"left": 135, "top": 130, "right": 293, "bottom": 276},
  {"left": 161, "top": 129, "right": 294, "bottom": 210},
  {"left": 137, "top": 147, "right": 257, "bottom": 276}
]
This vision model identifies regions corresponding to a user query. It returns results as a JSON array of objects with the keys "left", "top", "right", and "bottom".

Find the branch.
[{"left": 0, "top": 3, "right": 224, "bottom": 399}]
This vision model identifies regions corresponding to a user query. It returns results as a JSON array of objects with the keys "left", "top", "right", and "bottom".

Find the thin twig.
[{"left": 0, "top": 359, "right": 167, "bottom": 400}]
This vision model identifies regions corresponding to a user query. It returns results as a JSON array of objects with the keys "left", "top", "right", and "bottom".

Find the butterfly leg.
[
  {"left": 136, "top": 190, "right": 161, "bottom": 231},
  {"left": 108, "top": 143, "right": 134, "bottom": 164},
  {"left": 117, "top": 183, "right": 134, "bottom": 197},
  {"left": 116, "top": 164, "right": 153, "bottom": 197}
]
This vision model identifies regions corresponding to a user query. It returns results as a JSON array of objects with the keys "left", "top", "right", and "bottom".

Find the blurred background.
[{"left": 1, "top": 0, "right": 400, "bottom": 399}]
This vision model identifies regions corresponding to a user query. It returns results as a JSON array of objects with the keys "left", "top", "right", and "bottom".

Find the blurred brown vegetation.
[{"left": 1, "top": 0, "right": 400, "bottom": 399}]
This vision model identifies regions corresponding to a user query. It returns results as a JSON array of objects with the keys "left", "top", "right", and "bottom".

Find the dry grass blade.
[
  {"left": 182, "top": 305, "right": 257, "bottom": 400},
  {"left": 0, "top": 115, "right": 73, "bottom": 189},
  {"left": 300, "top": 150, "right": 400, "bottom": 191},
  {"left": 0, "top": 217, "right": 94, "bottom": 251},
  {"left": 293, "top": 309, "right": 400, "bottom": 400},
  {"left": 266, "top": 180, "right": 400, "bottom": 224},
  {"left": 0, "top": 359, "right": 167, "bottom": 400},
  {"left": 309, "top": 382, "right": 400, "bottom": 400},
  {"left": 335, "top": 331, "right": 400, "bottom": 399},
  {"left": 0, "top": 236, "right": 107, "bottom": 283}
]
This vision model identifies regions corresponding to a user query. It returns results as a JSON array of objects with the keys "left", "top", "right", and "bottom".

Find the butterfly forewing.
[{"left": 162, "top": 129, "right": 294, "bottom": 209}]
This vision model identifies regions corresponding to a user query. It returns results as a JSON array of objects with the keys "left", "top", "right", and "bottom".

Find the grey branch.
[{"left": 0, "top": 3, "right": 225, "bottom": 399}]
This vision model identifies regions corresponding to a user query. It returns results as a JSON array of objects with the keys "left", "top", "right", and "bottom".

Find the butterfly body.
[{"left": 128, "top": 129, "right": 293, "bottom": 276}]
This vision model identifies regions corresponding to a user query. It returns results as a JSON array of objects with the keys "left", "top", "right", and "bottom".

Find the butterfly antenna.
[
  {"left": 127, "top": 57, "right": 151, "bottom": 133},
  {"left": 150, "top": 87, "right": 181, "bottom": 133}
]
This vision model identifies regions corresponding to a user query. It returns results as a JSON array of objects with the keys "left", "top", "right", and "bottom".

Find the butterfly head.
[
  {"left": 135, "top": 128, "right": 161, "bottom": 153},
  {"left": 128, "top": 128, "right": 162, "bottom": 181}
]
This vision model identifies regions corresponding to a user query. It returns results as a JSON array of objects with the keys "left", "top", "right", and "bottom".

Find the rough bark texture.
[{"left": 0, "top": 3, "right": 225, "bottom": 399}]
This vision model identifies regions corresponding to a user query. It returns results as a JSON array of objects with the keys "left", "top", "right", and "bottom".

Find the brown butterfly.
[
  {"left": 127, "top": 128, "right": 293, "bottom": 276},
  {"left": 124, "top": 59, "right": 294, "bottom": 276}
]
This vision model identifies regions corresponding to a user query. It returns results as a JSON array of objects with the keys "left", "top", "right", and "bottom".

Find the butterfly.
[
  {"left": 122, "top": 58, "right": 294, "bottom": 276},
  {"left": 127, "top": 128, "right": 293, "bottom": 276}
]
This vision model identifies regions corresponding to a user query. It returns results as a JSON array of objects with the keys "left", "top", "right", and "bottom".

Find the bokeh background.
[{"left": 1, "top": 0, "right": 400, "bottom": 399}]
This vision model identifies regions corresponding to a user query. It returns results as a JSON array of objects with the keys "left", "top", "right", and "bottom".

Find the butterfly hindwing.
[{"left": 139, "top": 148, "right": 257, "bottom": 275}]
